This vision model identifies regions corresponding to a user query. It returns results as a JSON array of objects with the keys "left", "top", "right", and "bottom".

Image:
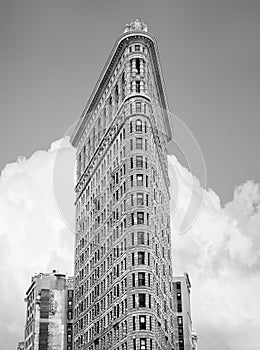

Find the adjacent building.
[
  {"left": 173, "top": 273, "right": 197, "bottom": 350},
  {"left": 24, "top": 271, "right": 73, "bottom": 350},
  {"left": 71, "top": 20, "right": 175, "bottom": 350},
  {"left": 17, "top": 341, "right": 25, "bottom": 350}
]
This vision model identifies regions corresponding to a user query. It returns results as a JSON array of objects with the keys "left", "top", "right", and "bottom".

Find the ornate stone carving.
[{"left": 124, "top": 19, "right": 148, "bottom": 33}]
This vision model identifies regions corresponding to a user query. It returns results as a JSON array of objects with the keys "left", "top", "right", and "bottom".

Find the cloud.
[
  {"left": 169, "top": 156, "right": 260, "bottom": 350},
  {"left": 0, "top": 139, "right": 75, "bottom": 346},
  {"left": 0, "top": 140, "right": 259, "bottom": 350}
]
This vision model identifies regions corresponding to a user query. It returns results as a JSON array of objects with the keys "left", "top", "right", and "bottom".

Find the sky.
[
  {"left": 0, "top": 0, "right": 259, "bottom": 202},
  {"left": 0, "top": 0, "right": 259, "bottom": 349}
]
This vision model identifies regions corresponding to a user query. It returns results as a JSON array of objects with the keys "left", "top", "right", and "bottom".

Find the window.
[
  {"left": 130, "top": 121, "right": 133, "bottom": 133},
  {"left": 138, "top": 252, "right": 145, "bottom": 264},
  {"left": 136, "top": 119, "right": 142, "bottom": 132},
  {"left": 132, "top": 273, "right": 135, "bottom": 287},
  {"left": 137, "top": 212, "right": 144, "bottom": 224},
  {"left": 122, "top": 73, "right": 125, "bottom": 100},
  {"left": 130, "top": 157, "right": 134, "bottom": 169},
  {"left": 177, "top": 316, "right": 183, "bottom": 325},
  {"left": 137, "top": 231, "right": 145, "bottom": 244},
  {"left": 136, "top": 58, "right": 141, "bottom": 74},
  {"left": 135, "top": 45, "right": 140, "bottom": 51},
  {"left": 177, "top": 303, "right": 182, "bottom": 312},
  {"left": 138, "top": 272, "right": 145, "bottom": 286},
  {"left": 139, "top": 316, "right": 146, "bottom": 330},
  {"left": 178, "top": 327, "right": 183, "bottom": 335},
  {"left": 140, "top": 338, "right": 147, "bottom": 350},
  {"left": 136, "top": 174, "right": 143, "bottom": 186},
  {"left": 132, "top": 295, "right": 136, "bottom": 308},
  {"left": 136, "top": 81, "right": 140, "bottom": 93},
  {"left": 177, "top": 293, "right": 181, "bottom": 300},
  {"left": 130, "top": 251, "right": 135, "bottom": 265},
  {"left": 131, "top": 194, "right": 134, "bottom": 206},
  {"left": 136, "top": 103, "right": 142, "bottom": 114},
  {"left": 136, "top": 138, "right": 142, "bottom": 149},
  {"left": 138, "top": 294, "right": 146, "bottom": 307},
  {"left": 136, "top": 156, "right": 143, "bottom": 168},
  {"left": 131, "top": 213, "right": 135, "bottom": 225},
  {"left": 130, "top": 139, "right": 133, "bottom": 150},
  {"left": 137, "top": 193, "right": 144, "bottom": 206},
  {"left": 115, "top": 84, "right": 119, "bottom": 105}
]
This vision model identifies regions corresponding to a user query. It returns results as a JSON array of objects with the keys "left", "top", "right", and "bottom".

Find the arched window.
[{"left": 136, "top": 119, "right": 142, "bottom": 132}]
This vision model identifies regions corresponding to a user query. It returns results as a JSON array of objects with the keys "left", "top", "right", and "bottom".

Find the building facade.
[
  {"left": 72, "top": 20, "right": 175, "bottom": 350},
  {"left": 173, "top": 274, "right": 197, "bottom": 350},
  {"left": 24, "top": 271, "right": 73, "bottom": 350}
]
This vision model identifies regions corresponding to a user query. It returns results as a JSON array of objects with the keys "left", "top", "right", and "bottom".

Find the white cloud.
[
  {"left": 169, "top": 156, "right": 260, "bottom": 350},
  {"left": 0, "top": 139, "right": 75, "bottom": 346},
  {"left": 0, "top": 141, "right": 259, "bottom": 350}
]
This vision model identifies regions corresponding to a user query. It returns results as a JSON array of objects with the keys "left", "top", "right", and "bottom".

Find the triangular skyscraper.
[{"left": 71, "top": 20, "right": 176, "bottom": 350}]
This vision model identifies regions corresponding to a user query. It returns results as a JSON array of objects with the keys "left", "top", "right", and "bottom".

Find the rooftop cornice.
[{"left": 71, "top": 27, "right": 172, "bottom": 147}]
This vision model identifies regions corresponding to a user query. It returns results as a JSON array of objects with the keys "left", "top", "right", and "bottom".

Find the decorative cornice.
[{"left": 71, "top": 28, "right": 173, "bottom": 147}]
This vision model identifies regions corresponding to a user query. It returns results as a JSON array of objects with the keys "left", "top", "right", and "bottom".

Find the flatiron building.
[{"left": 72, "top": 20, "right": 175, "bottom": 350}]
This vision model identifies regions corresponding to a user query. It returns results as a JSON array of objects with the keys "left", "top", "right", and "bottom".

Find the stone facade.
[
  {"left": 72, "top": 20, "right": 175, "bottom": 350},
  {"left": 23, "top": 271, "right": 73, "bottom": 350}
]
